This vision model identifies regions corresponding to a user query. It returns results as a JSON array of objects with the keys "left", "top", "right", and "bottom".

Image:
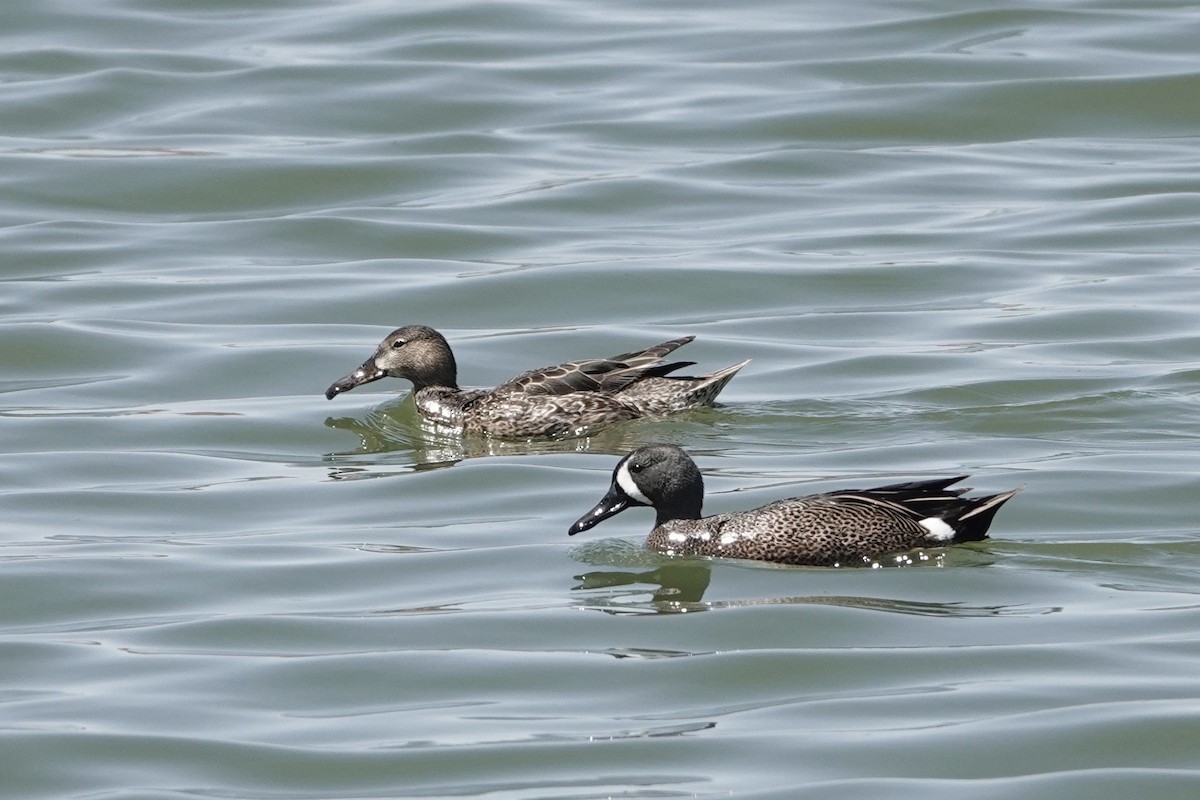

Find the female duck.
[
  {"left": 569, "top": 444, "right": 1019, "bottom": 566},
  {"left": 325, "top": 326, "right": 748, "bottom": 439}
]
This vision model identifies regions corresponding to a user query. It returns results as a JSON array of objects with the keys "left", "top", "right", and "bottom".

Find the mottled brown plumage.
[
  {"left": 324, "top": 326, "right": 748, "bottom": 438},
  {"left": 569, "top": 444, "right": 1020, "bottom": 566}
]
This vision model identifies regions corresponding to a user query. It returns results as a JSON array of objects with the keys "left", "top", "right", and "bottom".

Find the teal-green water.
[{"left": 3, "top": 1, "right": 1200, "bottom": 798}]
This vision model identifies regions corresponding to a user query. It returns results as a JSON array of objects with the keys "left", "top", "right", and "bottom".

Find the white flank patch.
[
  {"left": 919, "top": 516, "right": 956, "bottom": 541},
  {"left": 615, "top": 461, "right": 652, "bottom": 505}
]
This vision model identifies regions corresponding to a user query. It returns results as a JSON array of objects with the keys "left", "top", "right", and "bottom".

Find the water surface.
[{"left": 2, "top": 1, "right": 1199, "bottom": 798}]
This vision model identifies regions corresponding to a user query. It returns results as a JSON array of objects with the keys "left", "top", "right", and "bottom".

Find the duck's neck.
[
  {"left": 410, "top": 376, "right": 458, "bottom": 392},
  {"left": 655, "top": 501, "right": 703, "bottom": 526},
  {"left": 406, "top": 359, "right": 459, "bottom": 392}
]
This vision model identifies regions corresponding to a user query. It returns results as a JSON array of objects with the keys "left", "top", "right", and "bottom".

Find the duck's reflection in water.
[{"left": 570, "top": 541, "right": 1054, "bottom": 617}]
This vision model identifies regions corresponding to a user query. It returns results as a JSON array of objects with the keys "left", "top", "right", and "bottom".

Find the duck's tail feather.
[
  {"left": 619, "top": 358, "right": 750, "bottom": 413},
  {"left": 948, "top": 487, "right": 1022, "bottom": 542},
  {"left": 678, "top": 358, "right": 751, "bottom": 408}
]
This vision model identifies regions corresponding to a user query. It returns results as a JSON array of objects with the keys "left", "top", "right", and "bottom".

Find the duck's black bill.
[
  {"left": 324, "top": 360, "right": 385, "bottom": 400},
  {"left": 568, "top": 483, "right": 630, "bottom": 535}
]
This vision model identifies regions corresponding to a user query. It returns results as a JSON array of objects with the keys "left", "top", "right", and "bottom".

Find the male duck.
[
  {"left": 325, "top": 326, "right": 749, "bottom": 438},
  {"left": 569, "top": 444, "right": 1020, "bottom": 566}
]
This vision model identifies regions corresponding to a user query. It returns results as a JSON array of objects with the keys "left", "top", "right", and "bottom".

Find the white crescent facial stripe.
[
  {"left": 615, "top": 461, "right": 651, "bottom": 505},
  {"left": 919, "top": 516, "right": 956, "bottom": 541}
]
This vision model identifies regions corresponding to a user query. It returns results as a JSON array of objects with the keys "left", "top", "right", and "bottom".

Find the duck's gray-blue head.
[{"left": 568, "top": 444, "right": 704, "bottom": 535}]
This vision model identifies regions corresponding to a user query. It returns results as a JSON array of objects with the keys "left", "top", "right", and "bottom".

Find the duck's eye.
[
  {"left": 628, "top": 461, "right": 645, "bottom": 473},
  {"left": 391, "top": 339, "right": 407, "bottom": 349}
]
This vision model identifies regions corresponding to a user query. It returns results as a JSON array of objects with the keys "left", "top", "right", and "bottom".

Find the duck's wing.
[
  {"left": 826, "top": 476, "right": 970, "bottom": 512},
  {"left": 492, "top": 336, "right": 696, "bottom": 398},
  {"left": 821, "top": 476, "right": 1019, "bottom": 544}
]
